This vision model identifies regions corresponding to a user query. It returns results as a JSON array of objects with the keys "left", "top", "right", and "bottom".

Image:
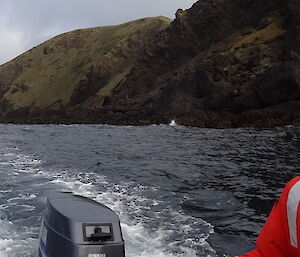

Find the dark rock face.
[
  {"left": 103, "top": 0, "right": 300, "bottom": 127},
  {"left": 1, "top": 0, "right": 300, "bottom": 127}
]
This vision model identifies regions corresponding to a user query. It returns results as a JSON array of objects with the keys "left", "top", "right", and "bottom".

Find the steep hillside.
[
  {"left": 106, "top": 0, "right": 300, "bottom": 127},
  {"left": 0, "top": 16, "right": 171, "bottom": 123},
  {"left": 0, "top": 0, "right": 300, "bottom": 127}
]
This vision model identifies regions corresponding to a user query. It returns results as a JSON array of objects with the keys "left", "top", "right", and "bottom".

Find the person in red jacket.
[{"left": 238, "top": 176, "right": 300, "bottom": 257}]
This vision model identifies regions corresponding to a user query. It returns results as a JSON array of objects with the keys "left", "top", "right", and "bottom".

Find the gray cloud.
[{"left": 0, "top": 0, "right": 197, "bottom": 64}]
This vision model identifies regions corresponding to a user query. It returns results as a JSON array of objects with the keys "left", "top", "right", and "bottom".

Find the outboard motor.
[{"left": 37, "top": 191, "right": 125, "bottom": 257}]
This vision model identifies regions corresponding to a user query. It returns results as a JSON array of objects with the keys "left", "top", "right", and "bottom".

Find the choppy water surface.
[{"left": 0, "top": 124, "right": 299, "bottom": 257}]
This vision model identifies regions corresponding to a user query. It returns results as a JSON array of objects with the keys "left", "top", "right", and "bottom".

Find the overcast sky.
[{"left": 0, "top": 0, "right": 197, "bottom": 65}]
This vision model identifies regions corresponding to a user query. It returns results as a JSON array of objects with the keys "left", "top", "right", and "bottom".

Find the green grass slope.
[{"left": 0, "top": 16, "right": 171, "bottom": 113}]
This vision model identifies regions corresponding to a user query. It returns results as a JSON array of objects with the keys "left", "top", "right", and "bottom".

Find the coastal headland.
[{"left": 0, "top": 0, "right": 299, "bottom": 127}]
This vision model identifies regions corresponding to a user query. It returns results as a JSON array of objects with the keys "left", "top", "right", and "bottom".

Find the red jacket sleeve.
[{"left": 238, "top": 176, "right": 300, "bottom": 257}]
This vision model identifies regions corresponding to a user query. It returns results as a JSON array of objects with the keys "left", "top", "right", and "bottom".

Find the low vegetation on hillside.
[
  {"left": 0, "top": 17, "right": 170, "bottom": 119},
  {"left": 0, "top": 0, "right": 299, "bottom": 127}
]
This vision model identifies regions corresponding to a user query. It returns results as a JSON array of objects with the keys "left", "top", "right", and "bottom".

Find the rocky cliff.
[{"left": 0, "top": 0, "right": 299, "bottom": 127}]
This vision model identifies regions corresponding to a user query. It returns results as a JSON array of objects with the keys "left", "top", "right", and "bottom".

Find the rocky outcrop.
[
  {"left": 105, "top": 0, "right": 300, "bottom": 127},
  {"left": 0, "top": 0, "right": 299, "bottom": 127}
]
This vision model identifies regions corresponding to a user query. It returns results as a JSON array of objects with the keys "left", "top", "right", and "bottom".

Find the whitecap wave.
[
  {"left": 169, "top": 120, "right": 177, "bottom": 127},
  {"left": 0, "top": 149, "right": 216, "bottom": 257}
]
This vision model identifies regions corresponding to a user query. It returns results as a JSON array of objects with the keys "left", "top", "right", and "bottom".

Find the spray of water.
[
  {"left": 0, "top": 148, "right": 216, "bottom": 257},
  {"left": 169, "top": 120, "right": 177, "bottom": 127}
]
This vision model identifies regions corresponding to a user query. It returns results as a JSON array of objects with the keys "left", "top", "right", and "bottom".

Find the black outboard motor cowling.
[{"left": 37, "top": 192, "right": 125, "bottom": 257}]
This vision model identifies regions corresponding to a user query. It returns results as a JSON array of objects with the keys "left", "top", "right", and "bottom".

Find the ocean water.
[{"left": 0, "top": 124, "right": 299, "bottom": 257}]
